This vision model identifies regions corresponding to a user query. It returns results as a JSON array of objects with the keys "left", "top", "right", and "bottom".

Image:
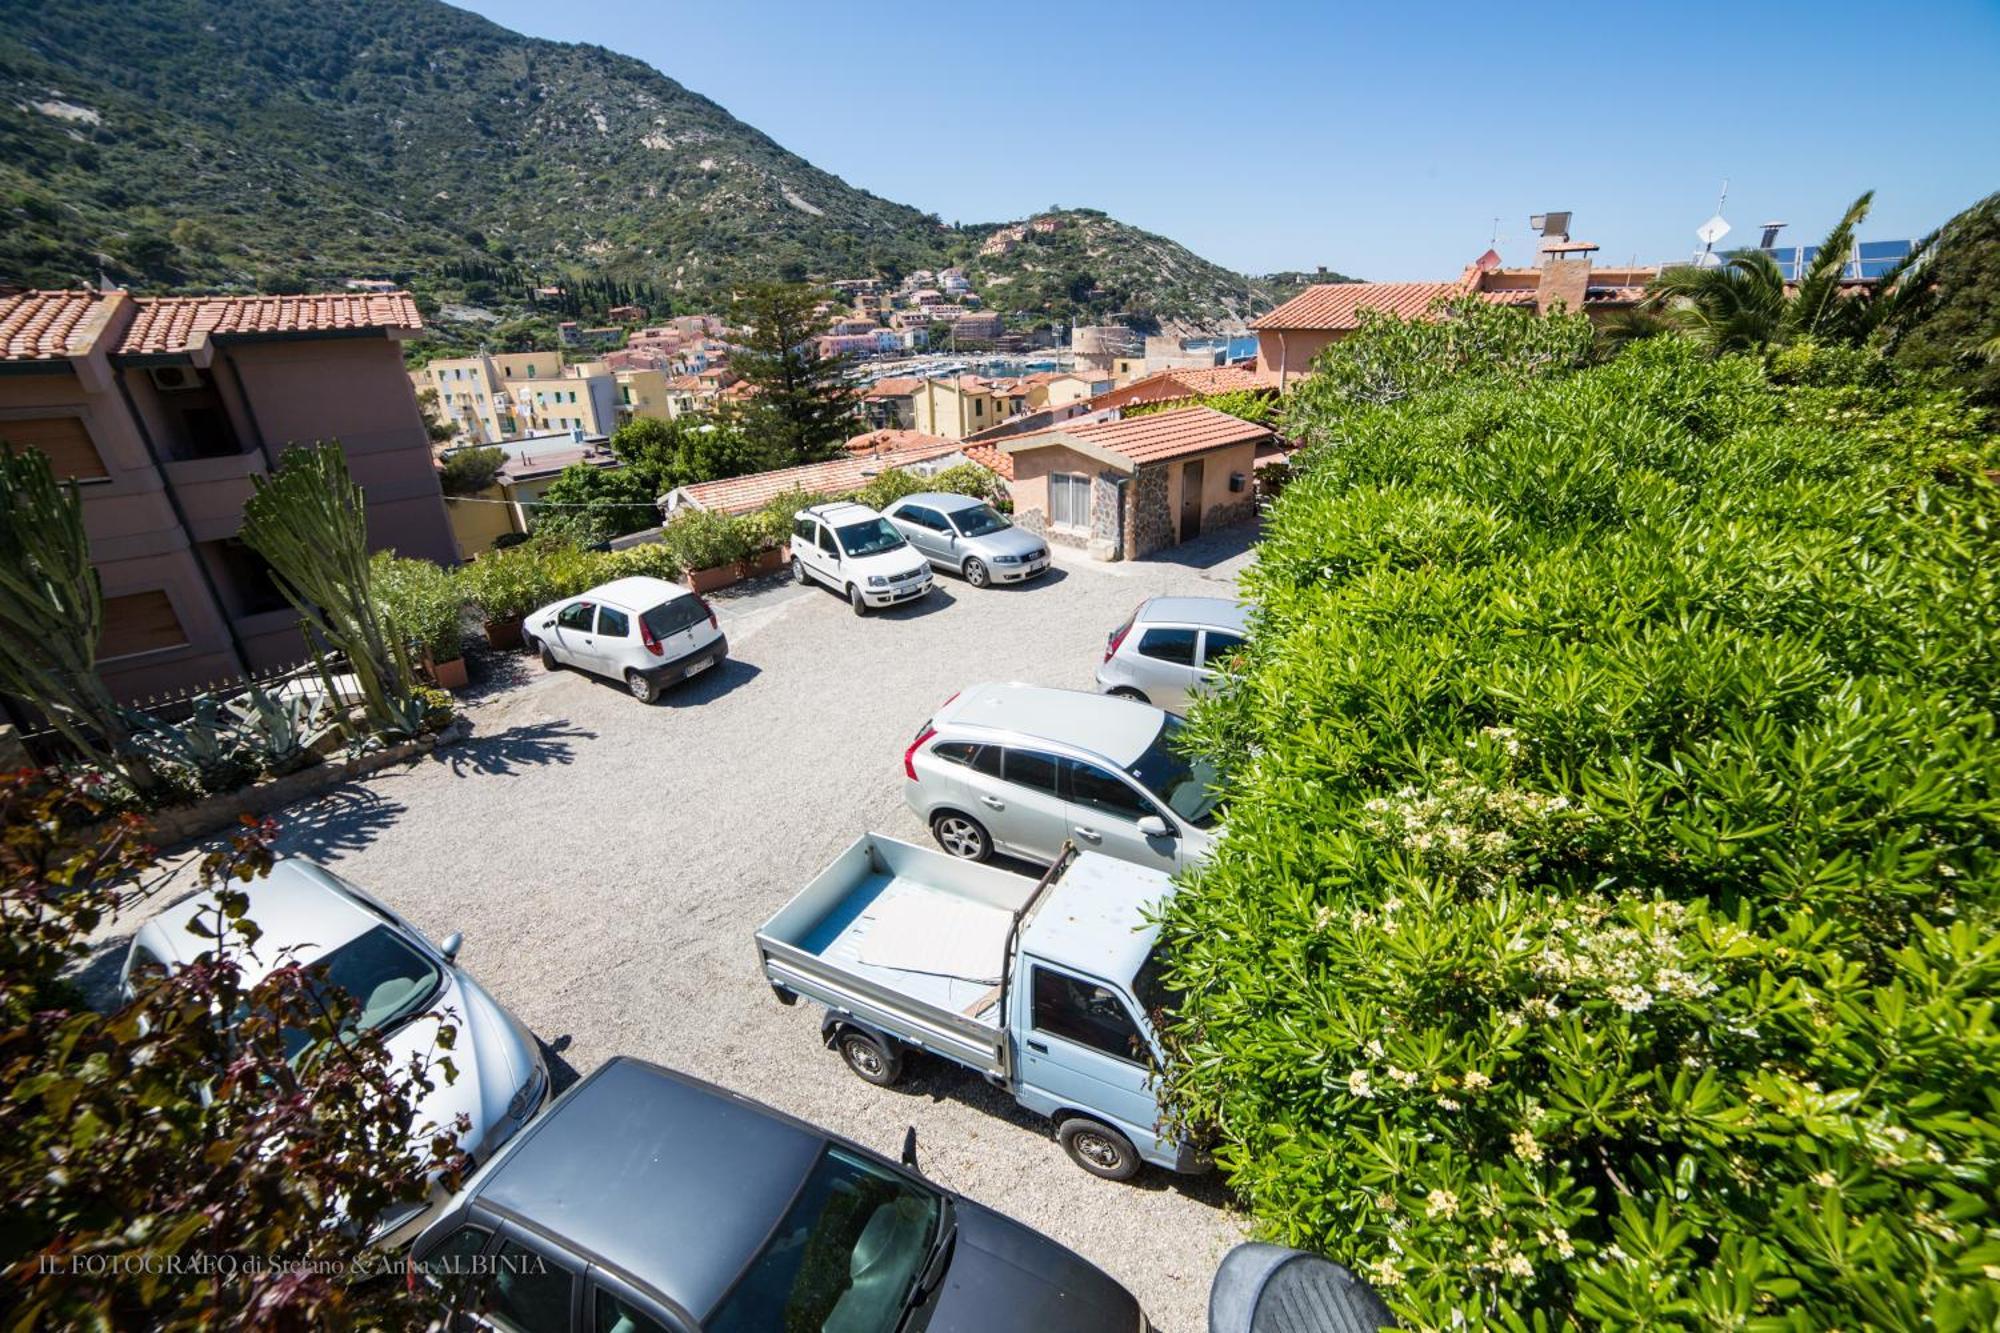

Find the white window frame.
[{"left": 1049, "top": 472, "right": 1091, "bottom": 530}]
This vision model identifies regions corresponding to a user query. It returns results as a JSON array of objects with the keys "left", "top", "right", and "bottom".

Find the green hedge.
[{"left": 1162, "top": 336, "right": 1999, "bottom": 1329}]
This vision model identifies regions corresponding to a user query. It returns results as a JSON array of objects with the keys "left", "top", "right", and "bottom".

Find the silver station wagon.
[
  {"left": 903, "top": 682, "right": 1221, "bottom": 873},
  {"left": 882, "top": 491, "right": 1050, "bottom": 588}
]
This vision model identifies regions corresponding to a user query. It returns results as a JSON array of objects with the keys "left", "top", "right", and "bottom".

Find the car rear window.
[{"left": 642, "top": 598, "right": 707, "bottom": 640}]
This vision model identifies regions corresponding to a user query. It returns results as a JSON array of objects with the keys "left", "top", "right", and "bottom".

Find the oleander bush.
[
  {"left": 1160, "top": 333, "right": 2000, "bottom": 1330},
  {"left": 661, "top": 505, "right": 754, "bottom": 571},
  {"left": 371, "top": 551, "right": 467, "bottom": 665}
]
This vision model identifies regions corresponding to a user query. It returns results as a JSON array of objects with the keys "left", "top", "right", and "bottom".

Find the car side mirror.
[
  {"left": 439, "top": 932, "right": 463, "bottom": 963},
  {"left": 1137, "top": 815, "right": 1173, "bottom": 838},
  {"left": 900, "top": 1126, "right": 920, "bottom": 1170}
]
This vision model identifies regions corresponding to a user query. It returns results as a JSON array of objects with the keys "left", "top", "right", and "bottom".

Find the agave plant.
[
  {"left": 131, "top": 696, "right": 259, "bottom": 795},
  {"left": 227, "top": 683, "right": 328, "bottom": 775}
]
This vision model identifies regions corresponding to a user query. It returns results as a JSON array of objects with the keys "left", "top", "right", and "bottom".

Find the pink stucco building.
[{"left": 0, "top": 288, "right": 454, "bottom": 703}]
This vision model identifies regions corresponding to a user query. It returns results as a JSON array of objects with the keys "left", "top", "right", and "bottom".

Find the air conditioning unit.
[{"left": 148, "top": 366, "right": 203, "bottom": 393}]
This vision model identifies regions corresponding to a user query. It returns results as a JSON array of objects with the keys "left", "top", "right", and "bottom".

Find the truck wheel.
[
  {"left": 848, "top": 584, "right": 869, "bottom": 616},
  {"left": 837, "top": 1030, "right": 903, "bottom": 1087},
  {"left": 1058, "top": 1117, "right": 1141, "bottom": 1181},
  {"left": 931, "top": 811, "right": 992, "bottom": 861}
]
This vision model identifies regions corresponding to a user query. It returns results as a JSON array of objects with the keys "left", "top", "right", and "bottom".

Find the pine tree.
[{"left": 725, "top": 283, "right": 855, "bottom": 466}]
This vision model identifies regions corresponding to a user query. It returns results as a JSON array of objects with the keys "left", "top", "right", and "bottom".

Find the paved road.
[{"left": 141, "top": 527, "right": 1259, "bottom": 1330}]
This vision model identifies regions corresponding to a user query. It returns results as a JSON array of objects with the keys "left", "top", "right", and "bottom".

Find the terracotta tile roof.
[
  {"left": 1250, "top": 281, "right": 1472, "bottom": 331},
  {"left": 862, "top": 376, "right": 925, "bottom": 398},
  {"left": 0, "top": 290, "right": 120, "bottom": 361},
  {"left": 1090, "top": 364, "right": 1285, "bottom": 411},
  {"left": 1009, "top": 405, "right": 1272, "bottom": 468},
  {"left": 959, "top": 441, "right": 1015, "bottom": 481},
  {"left": 115, "top": 292, "right": 423, "bottom": 355},
  {"left": 844, "top": 428, "right": 954, "bottom": 454},
  {"left": 672, "top": 441, "right": 966, "bottom": 515}
]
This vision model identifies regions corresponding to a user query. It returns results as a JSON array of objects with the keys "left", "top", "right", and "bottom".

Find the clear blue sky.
[{"left": 454, "top": 0, "right": 1999, "bottom": 281}]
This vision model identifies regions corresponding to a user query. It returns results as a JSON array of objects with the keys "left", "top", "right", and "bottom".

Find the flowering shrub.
[{"left": 1160, "top": 335, "right": 1999, "bottom": 1329}]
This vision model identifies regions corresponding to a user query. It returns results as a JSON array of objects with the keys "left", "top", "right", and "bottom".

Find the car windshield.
[
  {"left": 1126, "top": 717, "right": 1224, "bottom": 829},
  {"left": 707, "top": 1145, "right": 943, "bottom": 1333},
  {"left": 948, "top": 504, "right": 1010, "bottom": 538},
  {"left": 277, "top": 925, "right": 442, "bottom": 1061},
  {"left": 1130, "top": 948, "right": 1183, "bottom": 1033},
  {"left": 836, "top": 519, "right": 907, "bottom": 558}
]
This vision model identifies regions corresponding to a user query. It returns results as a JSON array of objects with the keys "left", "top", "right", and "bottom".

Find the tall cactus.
[
  {"left": 240, "top": 444, "right": 421, "bottom": 738},
  {"left": 0, "top": 448, "right": 163, "bottom": 795}
]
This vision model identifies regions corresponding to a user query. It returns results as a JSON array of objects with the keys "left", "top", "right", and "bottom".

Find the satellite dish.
[
  {"left": 1696, "top": 215, "right": 1731, "bottom": 246},
  {"left": 1695, "top": 251, "right": 1724, "bottom": 268}
]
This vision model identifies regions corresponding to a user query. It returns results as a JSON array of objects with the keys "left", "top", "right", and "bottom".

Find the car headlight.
[
  {"left": 993, "top": 553, "right": 1021, "bottom": 564},
  {"left": 506, "top": 1064, "right": 546, "bottom": 1122},
  {"left": 867, "top": 575, "right": 889, "bottom": 588}
]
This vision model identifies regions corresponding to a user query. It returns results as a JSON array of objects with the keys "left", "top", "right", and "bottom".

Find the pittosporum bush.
[{"left": 1160, "top": 333, "right": 1999, "bottom": 1330}]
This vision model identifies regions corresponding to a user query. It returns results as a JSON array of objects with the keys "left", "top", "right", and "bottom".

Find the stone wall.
[
  {"left": 1089, "top": 471, "right": 1126, "bottom": 560},
  {"left": 1208, "top": 493, "right": 1257, "bottom": 532},
  {"left": 1127, "top": 463, "right": 1175, "bottom": 558}
]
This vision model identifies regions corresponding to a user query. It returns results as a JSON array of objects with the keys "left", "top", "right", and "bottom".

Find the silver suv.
[
  {"left": 882, "top": 491, "right": 1050, "bottom": 587},
  {"left": 1095, "top": 596, "right": 1249, "bottom": 713},
  {"left": 903, "top": 682, "right": 1221, "bottom": 873}
]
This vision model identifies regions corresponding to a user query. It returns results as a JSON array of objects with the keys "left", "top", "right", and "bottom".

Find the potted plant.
[
  {"left": 373, "top": 553, "right": 470, "bottom": 688},
  {"left": 461, "top": 547, "right": 553, "bottom": 651},
  {"left": 663, "top": 509, "right": 754, "bottom": 594}
]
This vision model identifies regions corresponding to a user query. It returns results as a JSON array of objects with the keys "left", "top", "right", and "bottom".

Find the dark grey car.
[
  {"left": 883, "top": 492, "right": 1050, "bottom": 588},
  {"left": 410, "top": 1056, "right": 1145, "bottom": 1333}
]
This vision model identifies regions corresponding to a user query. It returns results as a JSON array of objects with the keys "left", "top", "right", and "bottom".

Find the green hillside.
[{"left": 0, "top": 0, "right": 1300, "bottom": 329}]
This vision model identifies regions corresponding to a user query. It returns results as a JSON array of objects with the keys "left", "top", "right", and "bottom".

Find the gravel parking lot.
[{"left": 134, "top": 526, "right": 1259, "bottom": 1331}]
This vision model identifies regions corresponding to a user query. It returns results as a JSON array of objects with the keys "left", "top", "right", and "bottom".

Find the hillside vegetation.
[
  {"left": 0, "top": 0, "right": 1293, "bottom": 327},
  {"left": 1163, "top": 312, "right": 1999, "bottom": 1327}
]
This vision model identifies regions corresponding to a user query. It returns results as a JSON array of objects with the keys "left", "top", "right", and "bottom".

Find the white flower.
[
  {"left": 1425, "top": 1189, "right": 1459, "bottom": 1219},
  {"left": 1607, "top": 984, "right": 1653, "bottom": 1012},
  {"left": 1503, "top": 1253, "right": 1534, "bottom": 1278},
  {"left": 1511, "top": 1128, "right": 1544, "bottom": 1163},
  {"left": 1462, "top": 1070, "right": 1492, "bottom": 1092},
  {"left": 1388, "top": 1065, "right": 1419, "bottom": 1087},
  {"left": 1368, "top": 1256, "right": 1403, "bottom": 1288},
  {"left": 1348, "top": 1069, "right": 1375, "bottom": 1099},
  {"left": 1439, "top": 1096, "right": 1462, "bottom": 1111},
  {"left": 1365, "top": 1038, "right": 1385, "bottom": 1059}
]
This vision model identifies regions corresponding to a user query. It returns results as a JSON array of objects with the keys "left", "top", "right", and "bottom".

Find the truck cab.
[{"left": 757, "top": 835, "right": 1205, "bottom": 1181}]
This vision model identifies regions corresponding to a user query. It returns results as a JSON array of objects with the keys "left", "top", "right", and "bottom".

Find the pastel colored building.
[
  {"left": 1001, "top": 406, "right": 1271, "bottom": 561},
  {"left": 0, "top": 289, "right": 453, "bottom": 702}
]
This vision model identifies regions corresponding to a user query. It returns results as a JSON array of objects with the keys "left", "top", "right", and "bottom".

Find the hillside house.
[{"left": 0, "top": 289, "right": 453, "bottom": 701}]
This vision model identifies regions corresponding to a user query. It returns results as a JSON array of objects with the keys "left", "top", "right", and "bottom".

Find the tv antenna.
[{"left": 1693, "top": 179, "right": 1731, "bottom": 268}]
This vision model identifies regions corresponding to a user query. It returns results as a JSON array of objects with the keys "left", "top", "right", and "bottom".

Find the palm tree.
[{"left": 1650, "top": 191, "right": 1930, "bottom": 355}]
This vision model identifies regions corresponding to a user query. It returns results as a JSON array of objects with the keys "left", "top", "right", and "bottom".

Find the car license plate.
[{"left": 685, "top": 656, "right": 714, "bottom": 678}]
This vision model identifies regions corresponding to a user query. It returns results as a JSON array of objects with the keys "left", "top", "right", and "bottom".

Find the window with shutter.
[
  {"left": 98, "top": 591, "right": 188, "bottom": 659},
  {"left": 0, "top": 415, "right": 109, "bottom": 480}
]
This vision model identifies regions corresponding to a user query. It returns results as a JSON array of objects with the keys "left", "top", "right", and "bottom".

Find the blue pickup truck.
[{"left": 757, "top": 833, "right": 1206, "bottom": 1181}]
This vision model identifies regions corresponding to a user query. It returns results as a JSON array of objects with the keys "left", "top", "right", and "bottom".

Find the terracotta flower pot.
[
  {"left": 483, "top": 616, "right": 525, "bottom": 651},
  {"left": 683, "top": 562, "right": 745, "bottom": 594},
  {"left": 751, "top": 547, "right": 787, "bottom": 575},
  {"left": 426, "top": 655, "right": 470, "bottom": 690}
]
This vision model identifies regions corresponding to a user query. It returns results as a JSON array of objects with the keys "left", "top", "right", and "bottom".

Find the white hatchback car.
[
  {"left": 790, "top": 500, "right": 934, "bottom": 614},
  {"left": 524, "top": 575, "right": 728, "bottom": 703},
  {"left": 120, "top": 858, "right": 549, "bottom": 1246}
]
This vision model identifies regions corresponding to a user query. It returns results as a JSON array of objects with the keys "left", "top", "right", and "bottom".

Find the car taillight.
[
  {"left": 1105, "top": 611, "right": 1138, "bottom": 663},
  {"left": 699, "top": 596, "right": 717, "bottom": 630},
  {"left": 904, "top": 726, "right": 936, "bottom": 781},
  {"left": 640, "top": 618, "right": 664, "bottom": 657}
]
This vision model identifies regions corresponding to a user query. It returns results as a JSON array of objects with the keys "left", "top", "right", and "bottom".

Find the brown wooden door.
[{"left": 1179, "top": 459, "right": 1204, "bottom": 542}]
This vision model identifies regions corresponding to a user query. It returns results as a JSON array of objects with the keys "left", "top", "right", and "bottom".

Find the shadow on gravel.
[
  {"left": 661, "top": 658, "right": 761, "bottom": 707},
  {"left": 438, "top": 718, "right": 595, "bottom": 778},
  {"left": 875, "top": 588, "right": 957, "bottom": 620},
  {"left": 538, "top": 1034, "right": 583, "bottom": 1096},
  {"left": 986, "top": 566, "right": 1068, "bottom": 593},
  {"left": 876, "top": 1057, "right": 1239, "bottom": 1210},
  {"left": 710, "top": 571, "right": 793, "bottom": 602},
  {"left": 272, "top": 785, "right": 409, "bottom": 862},
  {"left": 460, "top": 638, "right": 535, "bottom": 703},
  {"left": 1134, "top": 520, "right": 1260, "bottom": 573}
]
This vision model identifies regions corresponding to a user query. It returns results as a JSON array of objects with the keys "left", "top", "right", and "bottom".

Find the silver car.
[
  {"left": 882, "top": 491, "right": 1050, "bottom": 588},
  {"left": 120, "top": 858, "right": 549, "bottom": 1246},
  {"left": 1095, "top": 596, "right": 1250, "bottom": 713},
  {"left": 903, "top": 682, "right": 1220, "bottom": 873}
]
